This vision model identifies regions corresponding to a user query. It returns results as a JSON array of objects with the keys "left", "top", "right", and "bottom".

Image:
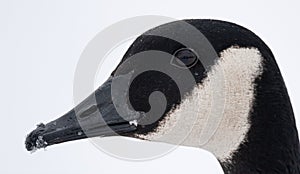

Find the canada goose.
[{"left": 25, "top": 19, "right": 300, "bottom": 174}]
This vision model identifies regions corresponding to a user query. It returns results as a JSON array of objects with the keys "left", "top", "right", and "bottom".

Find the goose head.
[{"left": 25, "top": 19, "right": 300, "bottom": 174}]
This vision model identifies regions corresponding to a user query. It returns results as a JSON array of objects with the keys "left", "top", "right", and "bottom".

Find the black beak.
[{"left": 25, "top": 76, "right": 144, "bottom": 151}]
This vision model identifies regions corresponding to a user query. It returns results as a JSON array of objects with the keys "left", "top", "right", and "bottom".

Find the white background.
[{"left": 2, "top": 0, "right": 300, "bottom": 173}]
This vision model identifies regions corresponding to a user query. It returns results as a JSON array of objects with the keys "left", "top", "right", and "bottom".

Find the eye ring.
[{"left": 171, "top": 48, "right": 199, "bottom": 69}]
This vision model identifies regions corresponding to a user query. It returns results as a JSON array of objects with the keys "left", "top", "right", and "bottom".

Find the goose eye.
[{"left": 172, "top": 48, "right": 198, "bottom": 68}]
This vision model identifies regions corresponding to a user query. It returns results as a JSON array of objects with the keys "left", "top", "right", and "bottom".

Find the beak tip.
[
  {"left": 25, "top": 133, "right": 36, "bottom": 152},
  {"left": 25, "top": 123, "right": 48, "bottom": 152}
]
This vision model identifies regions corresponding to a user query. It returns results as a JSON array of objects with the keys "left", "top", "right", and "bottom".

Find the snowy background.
[{"left": 2, "top": 0, "right": 300, "bottom": 173}]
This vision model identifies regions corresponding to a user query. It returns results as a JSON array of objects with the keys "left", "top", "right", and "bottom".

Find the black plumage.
[{"left": 26, "top": 19, "right": 300, "bottom": 174}]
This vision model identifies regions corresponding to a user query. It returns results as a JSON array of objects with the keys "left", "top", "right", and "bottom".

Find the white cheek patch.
[{"left": 135, "top": 47, "right": 263, "bottom": 162}]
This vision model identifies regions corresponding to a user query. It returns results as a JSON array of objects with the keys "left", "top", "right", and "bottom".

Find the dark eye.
[{"left": 172, "top": 48, "right": 198, "bottom": 68}]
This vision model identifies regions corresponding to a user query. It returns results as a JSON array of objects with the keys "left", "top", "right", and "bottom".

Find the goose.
[{"left": 25, "top": 19, "right": 300, "bottom": 174}]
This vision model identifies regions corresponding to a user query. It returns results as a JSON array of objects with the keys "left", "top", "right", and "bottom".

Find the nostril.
[{"left": 78, "top": 105, "right": 98, "bottom": 119}]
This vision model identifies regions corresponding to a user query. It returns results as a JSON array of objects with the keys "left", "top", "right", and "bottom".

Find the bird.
[{"left": 25, "top": 19, "right": 300, "bottom": 174}]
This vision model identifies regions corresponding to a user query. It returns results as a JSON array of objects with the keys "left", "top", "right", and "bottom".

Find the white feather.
[{"left": 136, "top": 47, "right": 263, "bottom": 162}]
